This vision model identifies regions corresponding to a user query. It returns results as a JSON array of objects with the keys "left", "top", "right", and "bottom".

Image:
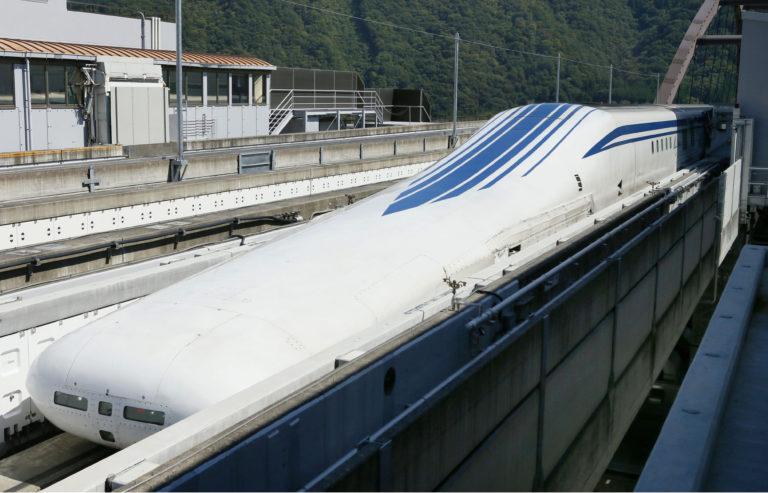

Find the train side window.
[
  {"left": 98, "top": 401, "right": 112, "bottom": 416},
  {"left": 124, "top": 406, "right": 165, "bottom": 425},
  {"left": 54, "top": 391, "right": 88, "bottom": 411}
]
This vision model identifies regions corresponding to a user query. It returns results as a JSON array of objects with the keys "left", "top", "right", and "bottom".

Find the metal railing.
[
  {"left": 183, "top": 117, "right": 216, "bottom": 140},
  {"left": 382, "top": 104, "right": 432, "bottom": 124},
  {"left": 269, "top": 89, "right": 386, "bottom": 134},
  {"left": 268, "top": 90, "right": 295, "bottom": 135},
  {"left": 748, "top": 167, "right": 768, "bottom": 197}
]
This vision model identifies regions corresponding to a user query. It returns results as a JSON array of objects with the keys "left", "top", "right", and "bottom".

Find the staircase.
[
  {"left": 268, "top": 89, "right": 386, "bottom": 135},
  {"left": 268, "top": 90, "right": 295, "bottom": 135}
]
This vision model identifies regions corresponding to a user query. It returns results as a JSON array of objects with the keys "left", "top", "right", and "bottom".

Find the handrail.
[
  {"left": 269, "top": 88, "right": 437, "bottom": 131},
  {"left": 269, "top": 90, "right": 295, "bottom": 135}
]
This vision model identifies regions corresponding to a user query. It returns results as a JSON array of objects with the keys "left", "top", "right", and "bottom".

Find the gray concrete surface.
[
  {"left": 0, "top": 152, "right": 440, "bottom": 225},
  {"left": 0, "top": 122, "right": 479, "bottom": 204},
  {"left": 637, "top": 245, "right": 768, "bottom": 492},
  {"left": 0, "top": 433, "right": 112, "bottom": 491}
]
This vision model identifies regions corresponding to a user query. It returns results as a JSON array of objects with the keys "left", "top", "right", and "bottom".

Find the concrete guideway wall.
[
  {"left": 181, "top": 121, "right": 483, "bottom": 151},
  {"left": 322, "top": 180, "right": 719, "bottom": 492},
  {"left": 0, "top": 135, "right": 467, "bottom": 204},
  {"left": 636, "top": 245, "right": 765, "bottom": 491},
  {"left": 0, "top": 183, "right": 387, "bottom": 293},
  {"left": 98, "top": 171, "right": 723, "bottom": 492},
  {"left": 0, "top": 154, "right": 440, "bottom": 252}
]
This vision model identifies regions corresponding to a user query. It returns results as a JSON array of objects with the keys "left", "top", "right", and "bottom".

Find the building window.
[
  {"left": 206, "top": 71, "right": 229, "bottom": 106},
  {"left": 218, "top": 73, "right": 229, "bottom": 105},
  {"left": 164, "top": 68, "right": 205, "bottom": 106},
  {"left": 164, "top": 67, "right": 177, "bottom": 104},
  {"left": 30, "top": 62, "right": 81, "bottom": 107},
  {"left": 47, "top": 65, "right": 67, "bottom": 105},
  {"left": 0, "top": 61, "right": 14, "bottom": 107},
  {"left": 232, "top": 73, "right": 248, "bottom": 105},
  {"left": 31, "top": 64, "right": 46, "bottom": 105},
  {"left": 253, "top": 74, "right": 266, "bottom": 105},
  {"left": 187, "top": 70, "right": 203, "bottom": 106}
]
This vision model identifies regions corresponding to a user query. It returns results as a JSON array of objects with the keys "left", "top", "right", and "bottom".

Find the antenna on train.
[{"left": 443, "top": 271, "right": 467, "bottom": 311}]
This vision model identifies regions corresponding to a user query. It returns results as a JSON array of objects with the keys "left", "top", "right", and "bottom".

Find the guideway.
[
  {"left": 0, "top": 434, "right": 112, "bottom": 491},
  {"left": 637, "top": 244, "right": 768, "bottom": 491}
]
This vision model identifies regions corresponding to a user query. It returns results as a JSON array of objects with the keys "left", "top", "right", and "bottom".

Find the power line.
[
  {"left": 69, "top": 0, "right": 660, "bottom": 80},
  {"left": 274, "top": 0, "right": 658, "bottom": 78}
]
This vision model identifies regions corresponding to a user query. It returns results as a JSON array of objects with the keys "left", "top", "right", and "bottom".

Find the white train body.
[{"left": 27, "top": 103, "right": 713, "bottom": 448}]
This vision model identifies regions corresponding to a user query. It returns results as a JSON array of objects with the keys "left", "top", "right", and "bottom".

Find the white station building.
[{"left": 0, "top": 0, "right": 275, "bottom": 152}]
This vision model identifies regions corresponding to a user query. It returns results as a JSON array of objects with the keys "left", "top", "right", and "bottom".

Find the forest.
[{"left": 68, "top": 0, "right": 738, "bottom": 119}]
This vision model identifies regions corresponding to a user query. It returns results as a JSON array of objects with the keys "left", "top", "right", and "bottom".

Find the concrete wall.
[
  {"left": 328, "top": 182, "right": 719, "bottom": 492},
  {"left": 170, "top": 105, "right": 270, "bottom": 141},
  {"left": 0, "top": 0, "right": 175, "bottom": 50},
  {"left": 30, "top": 107, "right": 86, "bottom": 150},
  {"left": 738, "top": 10, "right": 768, "bottom": 167},
  {"left": 0, "top": 153, "right": 441, "bottom": 252}
]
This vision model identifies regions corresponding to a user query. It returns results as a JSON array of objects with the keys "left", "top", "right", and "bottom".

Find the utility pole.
[
  {"left": 171, "top": 0, "right": 186, "bottom": 181},
  {"left": 451, "top": 32, "right": 460, "bottom": 148},
  {"left": 608, "top": 64, "right": 613, "bottom": 105},
  {"left": 655, "top": 73, "right": 661, "bottom": 104},
  {"left": 555, "top": 52, "right": 561, "bottom": 103}
]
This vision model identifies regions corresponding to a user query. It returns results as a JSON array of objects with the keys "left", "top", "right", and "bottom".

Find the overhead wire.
[
  {"left": 274, "top": 0, "right": 658, "bottom": 78},
  {"left": 68, "top": 0, "right": 678, "bottom": 102}
]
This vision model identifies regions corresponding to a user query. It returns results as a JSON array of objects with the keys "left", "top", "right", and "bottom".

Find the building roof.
[{"left": 0, "top": 38, "right": 274, "bottom": 69}]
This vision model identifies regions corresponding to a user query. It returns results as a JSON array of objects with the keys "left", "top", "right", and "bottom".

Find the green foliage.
[{"left": 69, "top": 0, "right": 709, "bottom": 119}]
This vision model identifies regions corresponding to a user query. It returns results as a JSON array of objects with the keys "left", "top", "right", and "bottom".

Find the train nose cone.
[{"left": 27, "top": 333, "right": 95, "bottom": 440}]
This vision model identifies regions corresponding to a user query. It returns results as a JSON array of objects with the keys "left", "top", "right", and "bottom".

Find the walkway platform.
[{"left": 637, "top": 244, "right": 768, "bottom": 491}]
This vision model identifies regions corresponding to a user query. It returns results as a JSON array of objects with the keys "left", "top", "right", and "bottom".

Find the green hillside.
[{"left": 69, "top": 0, "right": 707, "bottom": 119}]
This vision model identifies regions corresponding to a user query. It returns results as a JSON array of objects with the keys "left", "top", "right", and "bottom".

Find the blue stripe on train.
[
  {"left": 521, "top": 108, "right": 597, "bottom": 176},
  {"left": 394, "top": 106, "right": 531, "bottom": 201},
  {"left": 405, "top": 108, "right": 521, "bottom": 191},
  {"left": 478, "top": 104, "right": 583, "bottom": 190},
  {"left": 582, "top": 120, "right": 679, "bottom": 158},
  {"left": 436, "top": 104, "right": 573, "bottom": 202},
  {"left": 384, "top": 103, "right": 566, "bottom": 215}
]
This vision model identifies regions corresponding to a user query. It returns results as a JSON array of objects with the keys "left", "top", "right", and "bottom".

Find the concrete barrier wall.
[
  {"left": 0, "top": 145, "right": 124, "bottom": 166},
  {"left": 321, "top": 180, "right": 720, "bottom": 492},
  {"left": 181, "top": 121, "right": 485, "bottom": 151},
  {"left": 0, "top": 152, "right": 443, "bottom": 227},
  {"left": 0, "top": 125, "right": 479, "bottom": 203}
]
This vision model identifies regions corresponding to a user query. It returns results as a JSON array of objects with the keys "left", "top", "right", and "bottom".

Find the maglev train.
[{"left": 27, "top": 103, "right": 715, "bottom": 448}]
